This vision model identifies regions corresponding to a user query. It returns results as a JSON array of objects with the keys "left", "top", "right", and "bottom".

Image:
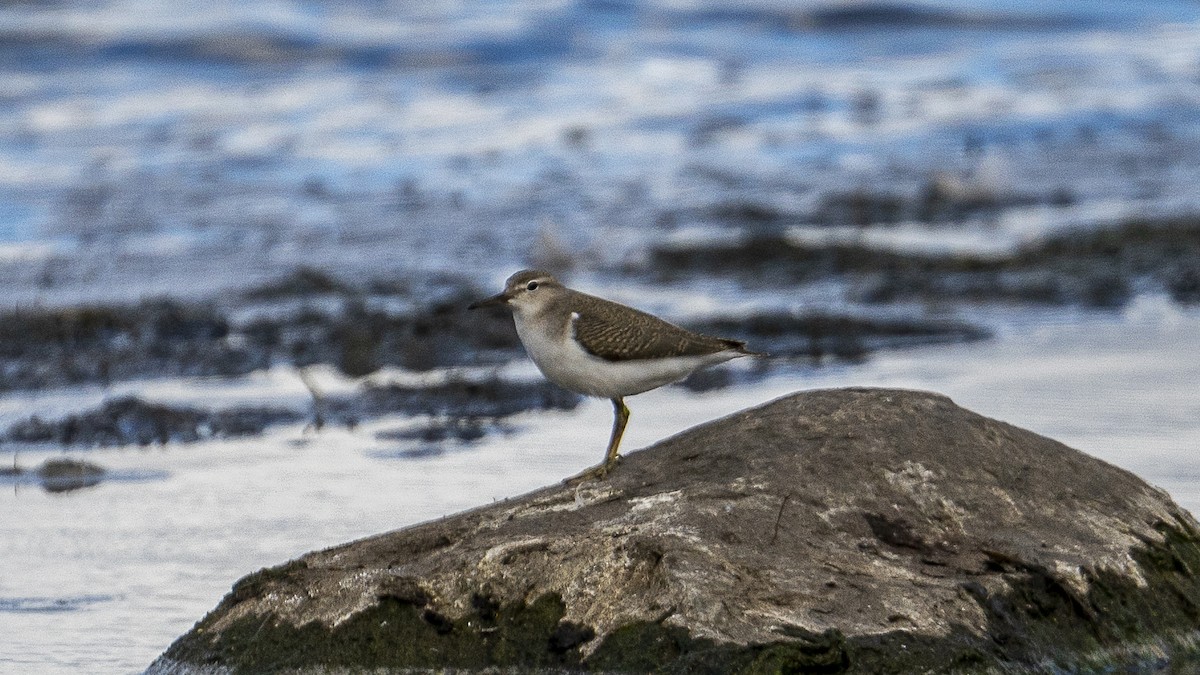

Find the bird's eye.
[{"left": 526, "top": 281, "right": 539, "bottom": 291}]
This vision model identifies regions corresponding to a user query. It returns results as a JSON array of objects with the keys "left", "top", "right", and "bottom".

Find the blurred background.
[{"left": 2, "top": 0, "right": 1200, "bottom": 672}]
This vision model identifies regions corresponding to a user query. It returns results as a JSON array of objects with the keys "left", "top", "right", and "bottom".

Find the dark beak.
[{"left": 467, "top": 292, "right": 510, "bottom": 310}]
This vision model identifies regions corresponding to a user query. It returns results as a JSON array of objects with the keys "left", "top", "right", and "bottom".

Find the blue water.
[
  {"left": 1, "top": 0, "right": 1199, "bottom": 302},
  {"left": 2, "top": 2, "right": 1200, "bottom": 672}
]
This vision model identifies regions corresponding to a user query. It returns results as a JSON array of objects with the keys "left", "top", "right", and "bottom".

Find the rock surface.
[{"left": 149, "top": 388, "right": 1200, "bottom": 674}]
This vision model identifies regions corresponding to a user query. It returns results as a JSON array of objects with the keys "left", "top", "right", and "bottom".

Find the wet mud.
[
  {"left": 0, "top": 301, "right": 263, "bottom": 392},
  {"left": 5, "top": 212, "right": 1193, "bottom": 450},
  {"left": 686, "top": 176, "right": 1073, "bottom": 230},
  {"left": 687, "top": 312, "right": 989, "bottom": 361},
  {"left": 859, "top": 219, "right": 1200, "bottom": 307},
  {"left": 0, "top": 264, "right": 1003, "bottom": 449},
  {"left": 1, "top": 374, "right": 578, "bottom": 449},
  {"left": 4, "top": 397, "right": 304, "bottom": 448},
  {"left": 651, "top": 217, "right": 1200, "bottom": 308}
]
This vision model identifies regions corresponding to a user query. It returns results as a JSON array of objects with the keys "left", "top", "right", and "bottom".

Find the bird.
[{"left": 468, "top": 269, "right": 757, "bottom": 481}]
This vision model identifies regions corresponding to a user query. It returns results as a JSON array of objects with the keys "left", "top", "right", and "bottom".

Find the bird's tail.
[{"left": 723, "top": 338, "right": 768, "bottom": 358}]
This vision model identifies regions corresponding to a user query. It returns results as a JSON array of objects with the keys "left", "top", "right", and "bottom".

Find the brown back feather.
[{"left": 568, "top": 292, "right": 745, "bottom": 361}]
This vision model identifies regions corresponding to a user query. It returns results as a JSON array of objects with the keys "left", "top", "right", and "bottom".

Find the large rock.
[{"left": 149, "top": 388, "right": 1200, "bottom": 674}]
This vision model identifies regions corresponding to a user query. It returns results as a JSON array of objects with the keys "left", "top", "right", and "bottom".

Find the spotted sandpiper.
[{"left": 469, "top": 269, "right": 757, "bottom": 481}]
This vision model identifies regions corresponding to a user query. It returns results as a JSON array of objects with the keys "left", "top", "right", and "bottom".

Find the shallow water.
[
  {"left": 3, "top": 0, "right": 1200, "bottom": 672},
  {"left": 2, "top": 306, "right": 1198, "bottom": 674}
]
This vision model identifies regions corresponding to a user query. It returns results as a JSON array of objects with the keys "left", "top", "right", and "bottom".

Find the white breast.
[{"left": 513, "top": 311, "right": 741, "bottom": 399}]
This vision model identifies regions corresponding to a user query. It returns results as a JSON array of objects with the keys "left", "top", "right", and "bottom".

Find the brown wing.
[{"left": 570, "top": 293, "right": 745, "bottom": 361}]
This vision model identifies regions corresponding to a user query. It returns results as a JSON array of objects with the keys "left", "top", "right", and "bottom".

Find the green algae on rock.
[{"left": 148, "top": 388, "right": 1200, "bottom": 674}]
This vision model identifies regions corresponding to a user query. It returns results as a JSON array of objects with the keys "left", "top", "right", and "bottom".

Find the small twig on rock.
[{"left": 771, "top": 493, "right": 792, "bottom": 545}]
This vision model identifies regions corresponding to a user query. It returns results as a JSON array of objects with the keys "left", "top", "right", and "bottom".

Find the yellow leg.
[
  {"left": 565, "top": 397, "right": 630, "bottom": 484},
  {"left": 603, "top": 397, "right": 630, "bottom": 468}
]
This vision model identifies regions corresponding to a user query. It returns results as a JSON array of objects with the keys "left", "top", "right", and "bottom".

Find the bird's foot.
[{"left": 563, "top": 456, "right": 622, "bottom": 485}]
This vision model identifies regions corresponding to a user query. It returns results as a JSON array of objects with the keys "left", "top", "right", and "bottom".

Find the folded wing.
[{"left": 571, "top": 295, "right": 746, "bottom": 361}]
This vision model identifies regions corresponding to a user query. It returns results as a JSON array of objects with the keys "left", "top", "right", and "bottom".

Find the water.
[
  {"left": 3, "top": 307, "right": 1199, "bottom": 673},
  {"left": 2, "top": 0, "right": 1200, "bottom": 305},
  {"left": 2, "top": 1, "right": 1200, "bottom": 672}
]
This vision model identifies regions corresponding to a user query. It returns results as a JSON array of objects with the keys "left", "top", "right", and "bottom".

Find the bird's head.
[{"left": 468, "top": 269, "right": 563, "bottom": 314}]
